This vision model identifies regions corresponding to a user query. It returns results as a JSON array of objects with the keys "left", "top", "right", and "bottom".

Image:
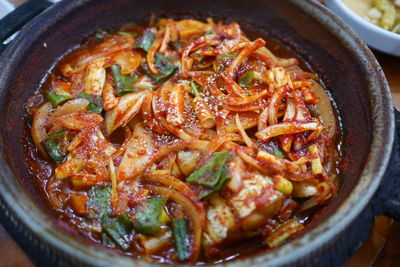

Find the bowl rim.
[
  {"left": 328, "top": 0, "right": 400, "bottom": 40},
  {"left": 0, "top": 0, "right": 395, "bottom": 266}
]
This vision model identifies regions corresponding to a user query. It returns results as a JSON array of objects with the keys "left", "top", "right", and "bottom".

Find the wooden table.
[{"left": 0, "top": 1, "right": 399, "bottom": 266}]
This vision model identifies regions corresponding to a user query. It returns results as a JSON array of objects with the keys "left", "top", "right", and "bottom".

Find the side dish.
[
  {"left": 25, "top": 18, "right": 340, "bottom": 264},
  {"left": 343, "top": 0, "right": 400, "bottom": 33}
]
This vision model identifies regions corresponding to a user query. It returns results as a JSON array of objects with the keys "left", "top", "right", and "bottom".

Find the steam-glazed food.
[{"left": 25, "top": 18, "right": 340, "bottom": 264}]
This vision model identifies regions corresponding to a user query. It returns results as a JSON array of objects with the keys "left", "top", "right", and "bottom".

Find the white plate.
[
  {"left": 326, "top": 0, "right": 400, "bottom": 57},
  {"left": 0, "top": 0, "right": 14, "bottom": 19}
]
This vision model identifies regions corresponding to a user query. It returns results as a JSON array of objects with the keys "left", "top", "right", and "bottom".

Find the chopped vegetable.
[
  {"left": 135, "top": 28, "right": 156, "bottom": 51},
  {"left": 41, "top": 131, "right": 67, "bottom": 163},
  {"left": 274, "top": 176, "right": 293, "bottom": 195},
  {"left": 143, "top": 53, "right": 177, "bottom": 83},
  {"left": 78, "top": 93, "right": 103, "bottom": 113},
  {"left": 102, "top": 214, "right": 134, "bottom": 250},
  {"left": 46, "top": 92, "right": 70, "bottom": 107},
  {"left": 218, "top": 54, "right": 236, "bottom": 59},
  {"left": 87, "top": 186, "right": 111, "bottom": 219},
  {"left": 239, "top": 71, "right": 254, "bottom": 87},
  {"left": 187, "top": 151, "right": 231, "bottom": 199},
  {"left": 134, "top": 197, "right": 167, "bottom": 235},
  {"left": 70, "top": 193, "right": 88, "bottom": 216},
  {"left": 94, "top": 29, "right": 108, "bottom": 40},
  {"left": 137, "top": 230, "right": 172, "bottom": 254},
  {"left": 380, "top": 3, "right": 396, "bottom": 30},
  {"left": 190, "top": 81, "right": 201, "bottom": 97},
  {"left": 111, "top": 65, "right": 138, "bottom": 96},
  {"left": 274, "top": 150, "right": 284, "bottom": 158},
  {"left": 307, "top": 104, "right": 321, "bottom": 117},
  {"left": 172, "top": 218, "right": 191, "bottom": 261}
]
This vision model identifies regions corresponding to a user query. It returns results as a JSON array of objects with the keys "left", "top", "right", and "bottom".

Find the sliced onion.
[
  {"left": 144, "top": 174, "right": 204, "bottom": 213},
  {"left": 49, "top": 98, "right": 89, "bottom": 124},
  {"left": 113, "top": 50, "right": 141, "bottom": 75},
  {"left": 235, "top": 113, "right": 255, "bottom": 148},
  {"left": 105, "top": 90, "right": 149, "bottom": 135},
  {"left": 31, "top": 102, "right": 52, "bottom": 156},
  {"left": 118, "top": 123, "right": 154, "bottom": 181},
  {"left": 148, "top": 186, "right": 203, "bottom": 262},
  {"left": 60, "top": 112, "right": 103, "bottom": 130}
]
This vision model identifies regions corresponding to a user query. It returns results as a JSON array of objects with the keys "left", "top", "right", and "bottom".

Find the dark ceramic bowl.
[{"left": 0, "top": 0, "right": 399, "bottom": 266}]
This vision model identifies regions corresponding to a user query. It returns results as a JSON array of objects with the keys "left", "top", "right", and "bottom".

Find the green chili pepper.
[
  {"left": 135, "top": 28, "right": 156, "bottom": 51},
  {"left": 274, "top": 150, "right": 284, "bottom": 159},
  {"left": 111, "top": 65, "right": 138, "bottom": 96},
  {"left": 46, "top": 92, "right": 70, "bottom": 107},
  {"left": 78, "top": 93, "right": 103, "bottom": 113},
  {"left": 142, "top": 53, "right": 177, "bottom": 83},
  {"left": 41, "top": 131, "right": 67, "bottom": 163},
  {"left": 307, "top": 104, "right": 320, "bottom": 117},
  {"left": 171, "top": 41, "right": 183, "bottom": 50},
  {"left": 172, "top": 218, "right": 191, "bottom": 261},
  {"left": 190, "top": 81, "right": 201, "bottom": 97},
  {"left": 102, "top": 214, "right": 134, "bottom": 250},
  {"left": 186, "top": 151, "right": 231, "bottom": 199},
  {"left": 134, "top": 197, "right": 166, "bottom": 235},
  {"left": 87, "top": 186, "right": 111, "bottom": 220},
  {"left": 94, "top": 29, "right": 108, "bottom": 40},
  {"left": 218, "top": 54, "right": 236, "bottom": 59},
  {"left": 239, "top": 71, "right": 254, "bottom": 87},
  {"left": 205, "top": 30, "right": 214, "bottom": 35}
]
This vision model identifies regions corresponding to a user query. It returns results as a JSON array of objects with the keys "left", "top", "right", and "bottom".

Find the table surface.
[{"left": 1, "top": 0, "right": 400, "bottom": 267}]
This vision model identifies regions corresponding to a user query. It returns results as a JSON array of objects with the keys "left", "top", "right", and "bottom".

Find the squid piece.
[
  {"left": 133, "top": 75, "right": 157, "bottom": 91},
  {"left": 177, "top": 150, "right": 201, "bottom": 176},
  {"left": 55, "top": 157, "right": 85, "bottom": 180},
  {"left": 176, "top": 19, "right": 209, "bottom": 39},
  {"left": 105, "top": 90, "right": 150, "bottom": 135},
  {"left": 59, "top": 111, "right": 103, "bottom": 130},
  {"left": 255, "top": 121, "right": 321, "bottom": 142},
  {"left": 193, "top": 97, "right": 216, "bottom": 129},
  {"left": 224, "top": 38, "right": 265, "bottom": 78},
  {"left": 102, "top": 78, "right": 119, "bottom": 111},
  {"left": 226, "top": 155, "right": 245, "bottom": 192},
  {"left": 254, "top": 45, "right": 298, "bottom": 68},
  {"left": 181, "top": 35, "right": 220, "bottom": 73},
  {"left": 84, "top": 58, "right": 106, "bottom": 97},
  {"left": 118, "top": 123, "right": 155, "bottom": 181},
  {"left": 218, "top": 112, "right": 258, "bottom": 133},
  {"left": 49, "top": 98, "right": 89, "bottom": 123},
  {"left": 221, "top": 73, "right": 248, "bottom": 97},
  {"left": 147, "top": 38, "right": 163, "bottom": 74},
  {"left": 166, "top": 83, "right": 185, "bottom": 127},
  {"left": 265, "top": 67, "right": 292, "bottom": 90},
  {"left": 112, "top": 50, "right": 141, "bottom": 75},
  {"left": 60, "top": 33, "right": 135, "bottom": 77}
]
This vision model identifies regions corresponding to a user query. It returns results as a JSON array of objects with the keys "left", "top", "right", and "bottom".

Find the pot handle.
[
  {"left": 0, "top": 0, "right": 52, "bottom": 54},
  {"left": 377, "top": 108, "right": 400, "bottom": 219}
]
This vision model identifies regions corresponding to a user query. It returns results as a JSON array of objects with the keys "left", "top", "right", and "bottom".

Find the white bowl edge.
[{"left": 326, "top": 0, "right": 400, "bottom": 56}]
